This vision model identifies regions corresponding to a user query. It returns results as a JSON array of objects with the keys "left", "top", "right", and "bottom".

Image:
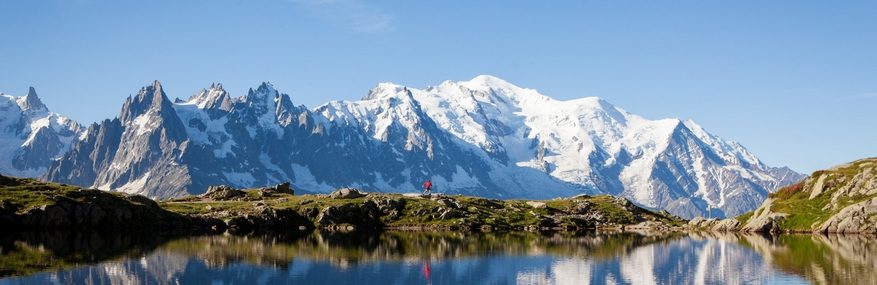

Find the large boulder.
[
  {"left": 687, "top": 217, "right": 718, "bottom": 229},
  {"left": 259, "top": 182, "right": 294, "bottom": 196},
  {"left": 329, "top": 188, "right": 367, "bottom": 199},
  {"left": 201, "top": 185, "right": 246, "bottom": 200},
  {"left": 365, "top": 197, "right": 406, "bottom": 217},
  {"left": 711, "top": 219, "right": 741, "bottom": 232},
  {"left": 526, "top": 201, "right": 547, "bottom": 209},
  {"left": 741, "top": 198, "right": 786, "bottom": 233},
  {"left": 817, "top": 197, "right": 877, "bottom": 234}
]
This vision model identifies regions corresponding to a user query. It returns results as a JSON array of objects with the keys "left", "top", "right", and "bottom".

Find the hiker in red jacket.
[{"left": 422, "top": 179, "right": 433, "bottom": 195}]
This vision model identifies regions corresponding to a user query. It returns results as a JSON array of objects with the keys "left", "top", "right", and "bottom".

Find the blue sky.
[{"left": 0, "top": 0, "right": 875, "bottom": 172}]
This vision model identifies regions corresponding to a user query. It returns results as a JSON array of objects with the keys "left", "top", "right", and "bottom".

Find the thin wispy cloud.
[
  {"left": 290, "top": 0, "right": 395, "bottom": 33},
  {"left": 854, "top": 92, "right": 877, "bottom": 99}
]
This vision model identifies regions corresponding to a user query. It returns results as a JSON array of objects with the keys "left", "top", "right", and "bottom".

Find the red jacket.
[{"left": 423, "top": 180, "right": 432, "bottom": 189}]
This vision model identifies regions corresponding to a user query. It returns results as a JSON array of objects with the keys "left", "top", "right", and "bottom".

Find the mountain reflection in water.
[{"left": 0, "top": 230, "right": 875, "bottom": 284}]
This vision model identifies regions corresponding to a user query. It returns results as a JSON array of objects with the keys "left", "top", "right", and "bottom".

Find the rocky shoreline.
[
  {"left": 1, "top": 175, "right": 686, "bottom": 234},
  {"left": 713, "top": 158, "right": 877, "bottom": 235},
  {"left": 4, "top": 167, "right": 877, "bottom": 235}
]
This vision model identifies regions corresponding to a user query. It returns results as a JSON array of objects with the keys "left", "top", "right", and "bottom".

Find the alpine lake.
[{"left": 0, "top": 230, "right": 875, "bottom": 285}]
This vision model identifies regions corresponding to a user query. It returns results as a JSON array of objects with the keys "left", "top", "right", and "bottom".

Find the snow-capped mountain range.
[
  {"left": 1, "top": 76, "right": 803, "bottom": 218},
  {"left": 0, "top": 87, "right": 82, "bottom": 177}
]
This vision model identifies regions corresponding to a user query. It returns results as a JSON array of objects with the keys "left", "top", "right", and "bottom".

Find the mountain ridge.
[{"left": 1, "top": 76, "right": 803, "bottom": 218}]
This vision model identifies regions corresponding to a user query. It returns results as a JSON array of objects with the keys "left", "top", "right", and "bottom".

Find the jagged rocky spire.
[{"left": 20, "top": 86, "right": 47, "bottom": 112}]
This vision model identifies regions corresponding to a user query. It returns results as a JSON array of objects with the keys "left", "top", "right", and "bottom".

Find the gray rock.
[
  {"left": 817, "top": 197, "right": 877, "bottom": 234},
  {"left": 316, "top": 203, "right": 381, "bottom": 228},
  {"left": 572, "top": 201, "right": 592, "bottom": 214},
  {"left": 438, "top": 208, "right": 464, "bottom": 220},
  {"left": 687, "top": 217, "right": 718, "bottom": 228},
  {"left": 437, "top": 198, "right": 461, "bottom": 209},
  {"left": 711, "top": 219, "right": 741, "bottom": 232},
  {"left": 330, "top": 188, "right": 367, "bottom": 199},
  {"left": 259, "top": 182, "right": 293, "bottom": 196},
  {"left": 201, "top": 185, "right": 246, "bottom": 200},
  {"left": 740, "top": 198, "right": 786, "bottom": 233},
  {"left": 526, "top": 201, "right": 547, "bottom": 209},
  {"left": 368, "top": 197, "right": 405, "bottom": 214}
]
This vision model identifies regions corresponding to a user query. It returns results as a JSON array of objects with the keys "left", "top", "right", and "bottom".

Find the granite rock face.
[
  {"left": 330, "top": 188, "right": 368, "bottom": 199},
  {"left": 816, "top": 197, "right": 877, "bottom": 234},
  {"left": 711, "top": 219, "right": 741, "bottom": 232}
]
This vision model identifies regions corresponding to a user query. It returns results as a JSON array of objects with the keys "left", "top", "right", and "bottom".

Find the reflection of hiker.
[
  {"left": 422, "top": 179, "right": 433, "bottom": 195},
  {"left": 422, "top": 260, "right": 431, "bottom": 281}
]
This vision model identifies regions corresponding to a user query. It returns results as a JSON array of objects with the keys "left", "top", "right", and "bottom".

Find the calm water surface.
[{"left": 0, "top": 230, "right": 875, "bottom": 284}]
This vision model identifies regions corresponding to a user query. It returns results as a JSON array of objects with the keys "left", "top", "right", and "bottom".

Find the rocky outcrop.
[
  {"left": 5, "top": 192, "right": 191, "bottom": 229},
  {"left": 329, "top": 188, "right": 367, "bottom": 199},
  {"left": 316, "top": 203, "right": 382, "bottom": 230},
  {"left": 201, "top": 185, "right": 246, "bottom": 200},
  {"left": 258, "top": 182, "right": 293, "bottom": 196},
  {"left": 711, "top": 219, "right": 741, "bottom": 231},
  {"left": 687, "top": 217, "right": 719, "bottom": 229},
  {"left": 223, "top": 205, "right": 311, "bottom": 233},
  {"left": 740, "top": 198, "right": 785, "bottom": 233},
  {"left": 737, "top": 158, "right": 877, "bottom": 233},
  {"left": 687, "top": 217, "right": 742, "bottom": 232},
  {"left": 816, "top": 197, "right": 877, "bottom": 234}
]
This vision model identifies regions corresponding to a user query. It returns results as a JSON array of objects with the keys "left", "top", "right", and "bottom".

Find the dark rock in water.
[
  {"left": 330, "top": 188, "right": 367, "bottom": 199},
  {"left": 202, "top": 185, "right": 246, "bottom": 200}
]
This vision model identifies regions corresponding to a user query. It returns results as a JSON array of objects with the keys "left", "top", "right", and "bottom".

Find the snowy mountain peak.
[
  {"left": 120, "top": 81, "right": 174, "bottom": 122},
  {"left": 363, "top": 83, "right": 411, "bottom": 101},
  {"left": 186, "top": 83, "right": 233, "bottom": 111},
  {"left": 253, "top": 82, "right": 277, "bottom": 95},
  {"left": 465, "top": 74, "right": 516, "bottom": 89},
  {"left": 245, "top": 82, "right": 280, "bottom": 107},
  {"left": 17, "top": 86, "right": 48, "bottom": 114},
  {"left": 0, "top": 87, "right": 82, "bottom": 177},
  {"left": 444, "top": 75, "right": 551, "bottom": 106}
]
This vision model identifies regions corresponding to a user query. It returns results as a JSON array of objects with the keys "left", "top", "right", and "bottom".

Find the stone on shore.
[
  {"left": 201, "top": 185, "right": 246, "bottom": 201},
  {"left": 330, "top": 188, "right": 367, "bottom": 199}
]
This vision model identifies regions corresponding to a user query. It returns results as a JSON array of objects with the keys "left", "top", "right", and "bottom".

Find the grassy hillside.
[{"left": 738, "top": 158, "right": 877, "bottom": 233}]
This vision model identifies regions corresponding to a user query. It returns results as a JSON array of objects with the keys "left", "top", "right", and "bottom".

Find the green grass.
[
  {"left": 0, "top": 178, "right": 79, "bottom": 213},
  {"left": 762, "top": 157, "right": 877, "bottom": 231},
  {"left": 735, "top": 211, "right": 754, "bottom": 224}
]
